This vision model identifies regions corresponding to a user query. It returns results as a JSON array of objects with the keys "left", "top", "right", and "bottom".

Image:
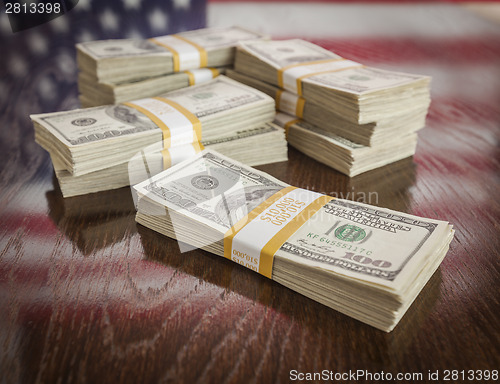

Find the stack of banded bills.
[
  {"left": 31, "top": 76, "right": 287, "bottom": 197},
  {"left": 231, "top": 39, "right": 431, "bottom": 175},
  {"left": 235, "top": 39, "right": 430, "bottom": 124},
  {"left": 50, "top": 123, "right": 286, "bottom": 197},
  {"left": 273, "top": 112, "right": 417, "bottom": 177},
  {"left": 227, "top": 69, "right": 426, "bottom": 147},
  {"left": 77, "top": 26, "right": 267, "bottom": 83},
  {"left": 79, "top": 67, "right": 226, "bottom": 108},
  {"left": 134, "top": 150, "right": 454, "bottom": 332}
]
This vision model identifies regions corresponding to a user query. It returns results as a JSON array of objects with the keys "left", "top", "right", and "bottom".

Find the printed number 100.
[{"left": 342, "top": 252, "right": 392, "bottom": 268}]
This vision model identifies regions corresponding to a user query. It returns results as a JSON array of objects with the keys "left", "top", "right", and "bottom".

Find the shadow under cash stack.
[
  {"left": 231, "top": 39, "right": 431, "bottom": 176},
  {"left": 77, "top": 26, "right": 267, "bottom": 107},
  {"left": 133, "top": 150, "right": 454, "bottom": 332},
  {"left": 46, "top": 185, "right": 137, "bottom": 255},
  {"left": 31, "top": 76, "right": 287, "bottom": 197}
]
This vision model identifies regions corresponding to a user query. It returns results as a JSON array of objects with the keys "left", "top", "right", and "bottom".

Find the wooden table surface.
[{"left": 1, "top": 4, "right": 499, "bottom": 384}]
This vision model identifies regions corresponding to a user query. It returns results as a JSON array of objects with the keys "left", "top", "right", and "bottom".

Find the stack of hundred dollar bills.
[
  {"left": 134, "top": 150, "right": 454, "bottom": 332},
  {"left": 228, "top": 39, "right": 431, "bottom": 176},
  {"left": 77, "top": 26, "right": 267, "bottom": 107},
  {"left": 31, "top": 77, "right": 287, "bottom": 197}
]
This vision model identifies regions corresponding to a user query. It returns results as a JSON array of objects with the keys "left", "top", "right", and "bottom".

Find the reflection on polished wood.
[{"left": 1, "top": 10, "right": 500, "bottom": 384}]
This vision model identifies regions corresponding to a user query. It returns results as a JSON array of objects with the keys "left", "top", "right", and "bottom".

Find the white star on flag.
[
  {"left": 173, "top": 0, "right": 191, "bottom": 11},
  {"left": 76, "top": 0, "right": 92, "bottom": 12},
  {"left": 148, "top": 9, "right": 169, "bottom": 32},
  {"left": 51, "top": 16, "right": 69, "bottom": 33},
  {"left": 27, "top": 33, "right": 49, "bottom": 55},
  {"left": 100, "top": 9, "right": 120, "bottom": 31},
  {"left": 123, "top": 0, "right": 142, "bottom": 11},
  {"left": 77, "top": 30, "right": 95, "bottom": 42}
]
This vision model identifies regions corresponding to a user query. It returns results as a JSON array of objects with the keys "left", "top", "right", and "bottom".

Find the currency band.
[
  {"left": 185, "top": 68, "right": 220, "bottom": 86},
  {"left": 161, "top": 141, "right": 204, "bottom": 169},
  {"left": 224, "top": 186, "right": 333, "bottom": 278},
  {"left": 149, "top": 35, "right": 208, "bottom": 72},
  {"left": 124, "top": 97, "right": 204, "bottom": 168},
  {"left": 273, "top": 113, "right": 301, "bottom": 139},
  {"left": 283, "top": 118, "right": 300, "bottom": 140},
  {"left": 275, "top": 90, "right": 305, "bottom": 119},
  {"left": 278, "top": 58, "right": 363, "bottom": 95}
]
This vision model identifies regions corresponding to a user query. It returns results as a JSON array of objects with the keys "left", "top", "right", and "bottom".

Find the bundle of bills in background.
[
  {"left": 272, "top": 112, "right": 417, "bottom": 177},
  {"left": 229, "top": 39, "right": 431, "bottom": 176},
  {"left": 31, "top": 77, "right": 287, "bottom": 197},
  {"left": 77, "top": 26, "right": 267, "bottom": 107},
  {"left": 78, "top": 67, "right": 228, "bottom": 107},
  {"left": 134, "top": 150, "right": 454, "bottom": 332}
]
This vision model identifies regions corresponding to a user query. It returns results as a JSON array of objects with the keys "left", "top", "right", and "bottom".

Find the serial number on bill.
[{"left": 5, "top": 2, "right": 62, "bottom": 14}]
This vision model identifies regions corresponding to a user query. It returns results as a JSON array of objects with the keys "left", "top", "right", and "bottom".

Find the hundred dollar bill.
[
  {"left": 134, "top": 150, "right": 454, "bottom": 332},
  {"left": 235, "top": 39, "right": 431, "bottom": 124},
  {"left": 31, "top": 76, "right": 275, "bottom": 176},
  {"left": 77, "top": 26, "right": 268, "bottom": 83}
]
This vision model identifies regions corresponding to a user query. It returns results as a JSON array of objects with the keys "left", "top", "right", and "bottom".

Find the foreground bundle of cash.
[
  {"left": 77, "top": 26, "right": 266, "bottom": 85},
  {"left": 227, "top": 69, "right": 426, "bottom": 147},
  {"left": 134, "top": 150, "right": 454, "bottom": 332},
  {"left": 51, "top": 123, "right": 287, "bottom": 197},
  {"left": 234, "top": 39, "right": 431, "bottom": 125},
  {"left": 79, "top": 67, "right": 226, "bottom": 108},
  {"left": 273, "top": 113, "right": 417, "bottom": 176},
  {"left": 32, "top": 76, "right": 276, "bottom": 177}
]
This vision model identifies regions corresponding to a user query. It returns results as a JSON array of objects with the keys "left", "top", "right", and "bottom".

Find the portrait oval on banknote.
[
  {"left": 214, "top": 185, "right": 282, "bottom": 227},
  {"left": 105, "top": 105, "right": 157, "bottom": 130}
]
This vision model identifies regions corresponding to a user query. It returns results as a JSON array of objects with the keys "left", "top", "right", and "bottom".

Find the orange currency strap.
[
  {"left": 224, "top": 186, "right": 334, "bottom": 278},
  {"left": 277, "top": 58, "right": 364, "bottom": 95},
  {"left": 149, "top": 34, "right": 208, "bottom": 72},
  {"left": 185, "top": 68, "right": 220, "bottom": 86},
  {"left": 123, "top": 97, "right": 204, "bottom": 169},
  {"left": 275, "top": 89, "right": 306, "bottom": 119},
  {"left": 273, "top": 112, "right": 301, "bottom": 140},
  {"left": 283, "top": 118, "right": 300, "bottom": 140}
]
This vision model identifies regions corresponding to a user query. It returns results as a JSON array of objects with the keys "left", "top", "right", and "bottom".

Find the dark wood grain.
[{"left": 1, "top": 6, "right": 500, "bottom": 384}]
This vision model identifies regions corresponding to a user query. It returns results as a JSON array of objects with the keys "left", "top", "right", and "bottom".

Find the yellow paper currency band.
[
  {"left": 149, "top": 37, "right": 180, "bottom": 72},
  {"left": 284, "top": 118, "right": 300, "bottom": 139},
  {"left": 149, "top": 35, "right": 208, "bottom": 72},
  {"left": 124, "top": 98, "right": 202, "bottom": 167},
  {"left": 172, "top": 34, "right": 208, "bottom": 68},
  {"left": 277, "top": 58, "right": 345, "bottom": 90},
  {"left": 123, "top": 98, "right": 202, "bottom": 145},
  {"left": 186, "top": 70, "right": 195, "bottom": 86},
  {"left": 224, "top": 186, "right": 334, "bottom": 279},
  {"left": 275, "top": 90, "right": 305, "bottom": 119},
  {"left": 153, "top": 97, "right": 203, "bottom": 143},
  {"left": 295, "top": 97, "right": 306, "bottom": 118},
  {"left": 224, "top": 186, "right": 297, "bottom": 260},
  {"left": 161, "top": 141, "right": 204, "bottom": 169},
  {"left": 123, "top": 100, "right": 172, "bottom": 148},
  {"left": 258, "top": 193, "right": 334, "bottom": 278},
  {"left": 209, "top": 68, "right": 220, "bottom": 77},
  {"left": 295, "top": 65, "right": 366, "bottom": 96},
  {"left": 185, "top": 67, "right": 220, "bottom": 86}
]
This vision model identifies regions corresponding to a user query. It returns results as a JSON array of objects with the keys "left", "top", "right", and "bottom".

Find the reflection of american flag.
[
  {"left": 1, "top": 3, "right": 500, "bottom": 381},
  {"left": 0, "top": 0, "right": 206, "bottom": 114}
]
